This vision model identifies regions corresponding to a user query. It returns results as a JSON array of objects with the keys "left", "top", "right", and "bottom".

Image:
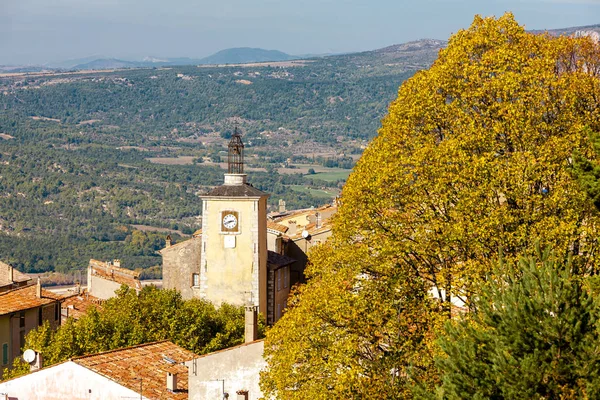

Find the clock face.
[{"left": 223, "top": 213, "right": 238, "bottom": 229}]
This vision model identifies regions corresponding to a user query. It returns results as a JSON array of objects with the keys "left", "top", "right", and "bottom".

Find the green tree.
[
  {"left": 436, "top": 247, "right": 600, "bottom": 399},
  {"left": 12, "top": 285, "right": 263, "bottom": 378},
  {"left": 261, "top": 14, "right": 600, "bottom": 399}
]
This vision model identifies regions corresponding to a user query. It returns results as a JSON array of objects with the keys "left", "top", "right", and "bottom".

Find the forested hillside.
[{"left": 0, "top": 41, "right": 443, "bottom": 274}]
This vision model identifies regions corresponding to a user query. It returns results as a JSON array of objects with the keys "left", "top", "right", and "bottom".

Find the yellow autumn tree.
[{"left": 261, "top": 13, "right": 600, "bottom": 399}]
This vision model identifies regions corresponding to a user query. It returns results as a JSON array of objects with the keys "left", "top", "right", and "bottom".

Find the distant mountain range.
[
  {"left": 1, "top": 23, "right": 598, "bottom": 73},
  {"left": 49, "top": 48, "right": 299, "bottom": 71}
]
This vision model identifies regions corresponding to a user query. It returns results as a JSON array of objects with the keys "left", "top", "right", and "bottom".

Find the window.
[
  {"left": 284, "top": 267, "right": 288, "bottom": 289},
  {"left": 38, "top": 308, "right": 43, "bottom": 326},
  {"left": 19, "top": 311, "right": 25, "bottom": 328},
  {"left": 2, "top": 343, "right": 8, "bottom": 365},
  {"left": 192, "top": 273, "right": 200, "bottom": 287},
  {"left": 55, "top": 303, "right": 60, "bottom": 321},
  {"left": 276, "top": 303, "right": 281, "bottom": 320},
  {"left": 277, "top": 269, "right": 281, "bottom": 292}
]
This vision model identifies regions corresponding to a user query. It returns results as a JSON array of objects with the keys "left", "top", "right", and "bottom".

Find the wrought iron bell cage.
[{"left": 228, "top": 127, "right": 244, "bottom": 174}]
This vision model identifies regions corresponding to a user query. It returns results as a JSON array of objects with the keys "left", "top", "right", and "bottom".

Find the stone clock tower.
[{"left": 199, "top": 129, "right": 269, "bottom": 315}]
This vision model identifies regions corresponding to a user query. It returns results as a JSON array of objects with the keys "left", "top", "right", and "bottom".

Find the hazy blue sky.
[{"left": 1, "top": 0, "right": 599, "bottom": 65}]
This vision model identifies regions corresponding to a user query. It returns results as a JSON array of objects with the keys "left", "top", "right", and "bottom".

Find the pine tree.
[{"left": 436, "top": 247, "right": 600, "bottom": 399}]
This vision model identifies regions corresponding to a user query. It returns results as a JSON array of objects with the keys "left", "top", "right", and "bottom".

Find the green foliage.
[
  {"left": 21, "top": 286, "right": 264, "bottom": 370},
  {"left": 1, "top": 357, "right": 31, "bottom": 381},
  {"left": 436, "top": 248, "right": 600, "bottom": 399}
]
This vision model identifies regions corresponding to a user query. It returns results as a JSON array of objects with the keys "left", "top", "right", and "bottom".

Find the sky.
[{"left": 1, "top": 0, "right": 599, "bottom": 65}]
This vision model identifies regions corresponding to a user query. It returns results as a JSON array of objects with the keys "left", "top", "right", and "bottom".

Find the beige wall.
[
  {"left": 186, "top": 341, "right": 266, "bottom": 400},
  {"left": 161, "top": 236, "right": 202, "bottom": 300},
  {"left": 0, "top": 315, "right": 10, "bottom": 377},
  {"left": 87, "top": 275, "right": 125, "bottom": 300},
  {"left": 0, "top": 304, "right": 60, "bottom": 377},
  {"left": 201, "top": 197, "right": 268, "bottom": 315}
]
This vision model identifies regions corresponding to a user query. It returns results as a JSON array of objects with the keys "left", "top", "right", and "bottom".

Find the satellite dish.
[
  {"left": 301, "top": 230, "right": 310, "bottom": 239},
  {"left": 23, "top": 349, "right": 36, "bottom": 363}
]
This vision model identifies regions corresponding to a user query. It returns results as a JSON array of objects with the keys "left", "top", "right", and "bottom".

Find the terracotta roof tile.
[
  {"left": 0, "top": 284, "right": 61, "bottom": 316},
  {"left": 0, "top": 261, "right": 31, "bottom": 287},
  {"left": 73, "top": 341, "right": 197, "bottom": 399},
  {"left": 61, "top": 290, "right": 104, "bottom": 320},
  {"left": 267, "top": 221, "right": 289, "bottom": 233},
  {"left": 89, "top": 260, "right": 142, "bottom": 290}
]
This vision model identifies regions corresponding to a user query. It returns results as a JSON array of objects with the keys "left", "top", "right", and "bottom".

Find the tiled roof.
[
  {"left": 267, "top": 251, "right": 296, "bottom": 270},
  {"left": 0, "top": 261, "right": 31, "bottom": 287},
  {"left": 61, "top": 290, "right": 104, "bottom": 320},
  {"left": 285, "top": 221, "right": 333, "bottom": 240},
  {"left": 0, "top": 284, "right": 62, "bottom": 316},
  {"left": 203, "top": 183, "right": 268, "bottom": 198},
  {"left": 73, "top": 341, "right": 197, "bottom": 400},
  {"left": 267, "top": 221, "right": 289, "bottom": 233},
  {"left": 89, "top": 259, "right": 142, "bottom": 290}
]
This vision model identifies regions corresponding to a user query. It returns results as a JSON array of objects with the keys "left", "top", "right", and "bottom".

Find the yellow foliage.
[{"left": 261, "top": 13, "right": 600, "bottom": 399}]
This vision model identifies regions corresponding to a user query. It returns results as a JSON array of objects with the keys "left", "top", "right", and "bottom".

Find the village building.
[
  {"left": 60, "top": 287, "right": 104, "bottom": 323},
  {"left": 87, "top": 258, "right": 142, "bottom": 300},
  {"left": 161, "top": 130, "right": 337, "bottom": 324},
  {"left": 0, "top": 340, "right": 196, "bottom": 399},
  {"left": 0, "top": 280, "right": 62, "bottom": 377},
  {"left": 186, "top": 306, "right": 266, "bottom": 400},
  {"left": 0, "top": 262, "right": 32, "bottom": 293}
]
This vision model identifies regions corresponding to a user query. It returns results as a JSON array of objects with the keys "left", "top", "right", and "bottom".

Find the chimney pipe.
[
  {"left": 245, "top": 305, "right": 258, "bottom": 343},
  {"left": 287, "top": 220, "right": 297, "bottom": 236},
  {"left": 167, "top": 372, "right": 178, "bottom": 392},
  {"left": 36, "top": 278, "right": 42, "bottom": 298},
  {"left": 278, "top": 199, "right": 286, "bottom": 213},
  {"left": 8, "top": 265, "right": 13, "bottom": 283},
  {"left": 30, "top": 352, "right": 43, "bottom": 372},
  {"left": 75, "top": 282, "right": 81, "bottom": 295}
]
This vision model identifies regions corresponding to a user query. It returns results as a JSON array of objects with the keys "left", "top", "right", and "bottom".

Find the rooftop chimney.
[
  {"left": 113, "top": 259, "right": 121, "bottom": 268},
  {"left": 287, "top": 220, "right": 297, "bottom": 236},
  {"left": 8, "top": 265, "right": 13, "bottom": 283},
  {"left": 29, "top": 351, "right": 43, "bottom": 372},
  {"left": 278, "top": 199, "right": 286, "bottom": 213},
  {"left": 315, "top": 212, "right": 322, "bottom": 229},
  {"left": 36, "top": 277, "right": 42, "bottom": 298},
  {"left": 167, "top": 371, "right": 178, "bottom": 392},
  {"left": 245, "top": 305, "right": 258, "bottom": 343},
  {"left": 75, "top": 282, "right": 81, "bottom": 295}
]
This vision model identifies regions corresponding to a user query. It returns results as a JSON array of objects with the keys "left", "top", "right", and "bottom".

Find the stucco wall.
[
  {"left": 87, "top": 275, "right": 125, "bottom": 300},
  {"left": 161, "top": 236, "right": 202, "bottom": 300},
  {"left": 0, "top": 361, "right": 146, "bottom": 400},
  {"left": 186, "top": 341, "right": 266, "bottom": 400},
  {"left": 201, "top": 197, "right": 267, "bottom": 315},
  {"left": 0, "top": 315, "right": 10, "bottom": 378}
]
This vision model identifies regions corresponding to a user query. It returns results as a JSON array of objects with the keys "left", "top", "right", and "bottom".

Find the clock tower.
[{"left": 199, "top": 128, "right": 269, "bottom": 315}]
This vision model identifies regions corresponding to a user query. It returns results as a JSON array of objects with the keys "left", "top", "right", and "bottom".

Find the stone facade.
[{"left": 160, "top": 236, "right": 202, "bottom": 300}]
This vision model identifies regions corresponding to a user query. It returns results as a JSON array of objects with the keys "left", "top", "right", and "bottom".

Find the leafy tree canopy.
[
  {"left": 2, "top": 285, "right": 263, "bottom": 381},
  {"left": 261, "top": 13, "right": 600, "bottom": 399}
]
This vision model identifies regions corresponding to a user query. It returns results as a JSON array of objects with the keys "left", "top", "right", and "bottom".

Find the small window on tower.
[{"left": 192, "top": 273, "right": 200, "bottom": 287}]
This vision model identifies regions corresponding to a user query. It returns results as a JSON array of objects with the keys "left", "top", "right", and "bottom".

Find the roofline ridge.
[
  {"left": 71, "top": 340, "right": 172, "bottom": 361},
  {"left": 0, "top": 281, "right": 37, "bottom": 296}
]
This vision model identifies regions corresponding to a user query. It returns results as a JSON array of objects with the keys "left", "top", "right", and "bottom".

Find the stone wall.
[{"left": 160, "top": 236, "right": 202, "bottom": 300}]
